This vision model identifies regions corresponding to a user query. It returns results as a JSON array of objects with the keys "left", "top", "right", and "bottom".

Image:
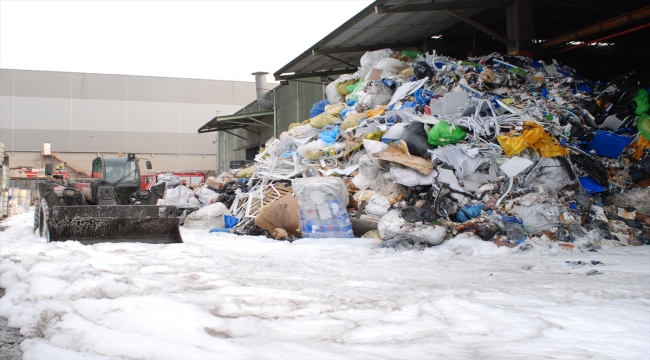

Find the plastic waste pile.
[{"left": 186, "top": 48, "right": 650, "bottom": 249}]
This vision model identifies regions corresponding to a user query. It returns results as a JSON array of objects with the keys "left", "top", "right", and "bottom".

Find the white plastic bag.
[
  {"left": 293, "top": 177, "right": 350, "bottom": 208},
  {"left": 195, "top": 187, "right": 220, "bottom": 206},
  {"left": 369, "top": 57, "right": 408, "bottom": 79},
  {"left": 352, "top": 154, "right": 384, "bottom": 190},
  {"left": 183, "top": 202, "right": 231, "bottom": 229},
  {"left": 378, "top": 209, "right": 407, "bottom": 240},
  {"left": 354, "top": 190, "right": 391, "bottom": 216},
  {"left": 359, "top": 49, "right": 394, "bottom": 78},
  {"left": 158, "top": 173, "right": 181, "bottom": 188},
  {"left": 358, "top": 81, "right": 392, "bottom": 109},
  {"left": 163, "top": 185, "right": 192, "bottom": 206},
  {"left": 390, "top": 166, "right": 438, "bottom": 186},
  {"left": 178, "top": 191, "right": 202, "bottom": 208},
  {"left": 513, "top": 203, "right": 561, "bottom": 234},
  {"left": 297, "top": 140, "right": 325, "bottom": 160}
]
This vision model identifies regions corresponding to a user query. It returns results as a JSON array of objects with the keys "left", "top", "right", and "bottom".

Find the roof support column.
[{"left": 506, "top": 0, "right": 535, "bottom": 57}]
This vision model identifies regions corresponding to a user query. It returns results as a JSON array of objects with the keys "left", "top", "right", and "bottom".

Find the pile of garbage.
[{"left": 167, "top": 48, "right": 650, "bottom": 250}]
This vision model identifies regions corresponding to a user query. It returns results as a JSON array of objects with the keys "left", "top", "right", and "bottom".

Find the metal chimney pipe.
[
  {"left": 252, "top": 71, "right": 268, "bottom": 100},
  {"left": 252, "top": 72, "right": 273, "bottom": 110}
]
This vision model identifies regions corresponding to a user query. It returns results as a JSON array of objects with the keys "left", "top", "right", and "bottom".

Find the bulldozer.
[{"left": 33, "top": 153, "right": 183, "bottom": 245}]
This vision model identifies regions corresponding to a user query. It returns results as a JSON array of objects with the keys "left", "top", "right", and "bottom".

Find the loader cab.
[
  {"left": 91, "top": 156, "right": 140, "bottom": 184},
  {"left": 90, "top": 155, "right": 142, "bottom": 204}
]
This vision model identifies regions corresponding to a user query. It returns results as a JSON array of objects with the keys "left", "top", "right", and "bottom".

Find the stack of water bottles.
[{"left": 292, "top": 176, "right": 353, "bottom": 239}]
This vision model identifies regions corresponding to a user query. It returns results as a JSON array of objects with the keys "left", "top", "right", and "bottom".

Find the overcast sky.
[{"left": 0, "top": 0, "right": 373, "bottom": 83}]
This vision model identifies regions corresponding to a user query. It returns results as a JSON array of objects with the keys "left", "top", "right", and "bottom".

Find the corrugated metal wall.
[
  {"left": 217, "top": 115, "right": 274, "bottom": 172},
  {"left": 275, "top": 78, "right": 324, "bottom": 133},
  {"left": 216, "top": 80, "right": 325, "bottom": 172}
]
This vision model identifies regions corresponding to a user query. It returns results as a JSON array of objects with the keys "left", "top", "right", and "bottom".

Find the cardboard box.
[{"left": 254, "top": 194, "right": 301, "bottom": 236}]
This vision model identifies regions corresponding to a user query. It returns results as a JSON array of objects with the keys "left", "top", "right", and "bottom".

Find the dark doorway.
[{"left": 246, "top": 146, "right": 259, "bottom": 161}]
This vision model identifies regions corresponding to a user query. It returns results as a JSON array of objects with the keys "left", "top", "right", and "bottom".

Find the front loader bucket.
[{"left": 46, "top": 205, "right": 183, "bottom": 245}]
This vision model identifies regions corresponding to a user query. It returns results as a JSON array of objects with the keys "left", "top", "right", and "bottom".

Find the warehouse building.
[{"left": 0, "top": 69, "right": 265, "bottom": 176}]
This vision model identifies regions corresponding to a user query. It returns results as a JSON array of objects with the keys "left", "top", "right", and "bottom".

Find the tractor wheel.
[
  {"left": 33, "top": 198, "right": 40, "bottom": 234},
  {"left": 39, "top": 202, "right": 49, "bottom": 242}
]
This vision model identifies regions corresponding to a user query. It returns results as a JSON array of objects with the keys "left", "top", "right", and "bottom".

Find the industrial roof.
[
  {"left": 274, "top": 0, "right": 650, "bottom": 81},
  {"left": 197, "top": 111, "right": 274, "bottom": 134}
]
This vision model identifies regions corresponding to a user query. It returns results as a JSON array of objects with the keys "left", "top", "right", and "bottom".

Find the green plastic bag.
[
  {"left": 401, "top": 51, "right": 423, "bottom": 59},
  {"left": 346, "top": 81, "right": 363, "bottom": 94},
  {"left": 632, "top": 89, "right": 650, "bottom": 116},
  {"left": 638, "top": 113, "right": 650, "bottom": 141},
  {"left": 427, "top": 121, "right": 467, "bottom": 146}
]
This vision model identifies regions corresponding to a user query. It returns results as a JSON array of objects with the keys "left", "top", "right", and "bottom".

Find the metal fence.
[{"left": 9, "top": 178, "right": 46, "bottom": 205}]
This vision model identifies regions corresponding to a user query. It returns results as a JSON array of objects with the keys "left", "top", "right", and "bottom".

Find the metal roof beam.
[
  {"left": 445, "top": 9, "right": 514, "bottom": 46},
  {"left": 375, "top": 0, "right": 511, "bottom": 14},
  {"left": 197, "top": 111, "right": 274, "bottom": 133},
  {"left": 543, "top": 0, "right": 622, "bottom": 16},
  {"left": 223, "top": 130, "right": 247, "bottom": 140},
  {"left": 325, "top": 54, "right": 359, "bottom": 69},
  {"left": 246, "top": 117, "right": 273, "bottom": 128},
  {"left": 277, "top": 68, "right": 357, "bottom": 80},
  {"left": 540, "top": 6, "right": 650, "bottom": 48},
  {"left": 312, "top": 41, "right": 422, "bottom": 56}
]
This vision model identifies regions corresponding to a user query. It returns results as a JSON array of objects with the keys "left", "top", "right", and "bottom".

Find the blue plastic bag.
[
  {"left": 400, "top": 101, "right": 418, "bottom": 109},
  {"left": 309, "top": 99, "right": 330, "bottom": 118},
  {"left": 456, "top": 204, "right": 485, "bottom": 222},
  {"left": 413, "top": 88, "right": 433, "bottom": 105},
  {"left": 224, "top": 215, "right": 239, "bottom": 229},
  {"left": 318, "top": 125, "right": 340, "bottom": 146}
]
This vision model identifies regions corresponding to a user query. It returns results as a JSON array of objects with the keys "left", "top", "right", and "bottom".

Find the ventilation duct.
[{"left": 252, "top": 71, "right": 273, "bottom": 110}]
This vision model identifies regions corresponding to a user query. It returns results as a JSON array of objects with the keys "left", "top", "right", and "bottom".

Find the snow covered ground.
[{"left": 1, "top": 210, "right": 649, "bottom": 360}]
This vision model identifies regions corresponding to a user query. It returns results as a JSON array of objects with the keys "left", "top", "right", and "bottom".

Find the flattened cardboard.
[{"left": 254, "top": 194, "right": 301, "bottom": 236}]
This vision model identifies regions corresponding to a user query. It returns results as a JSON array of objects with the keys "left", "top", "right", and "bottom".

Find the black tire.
[
  {"left": 39, "top": 202, "right": 49, "bottom": 242},
  {"left": 33, "top": 198, "right": 40, "bottom": 234}
]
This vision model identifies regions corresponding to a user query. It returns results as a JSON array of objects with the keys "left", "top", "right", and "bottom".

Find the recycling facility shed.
[{"left": 198, "top": 0, "right": 649, "bottom": 173}]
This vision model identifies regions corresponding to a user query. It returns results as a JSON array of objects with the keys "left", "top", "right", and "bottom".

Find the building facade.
[{"left": 0, "top": 69, "right": 260, "bottom": 173}]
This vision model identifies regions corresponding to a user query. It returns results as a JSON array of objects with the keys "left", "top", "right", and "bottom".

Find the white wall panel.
[
  {"left": 180, "top": 133, "right": 215, "bottom": 154},
  {"left": 0, "top": 69, "right": 14, "bottom": 96},
  {"left": 0, "top": 128, "right": 12, "bottom": 149},
  {"left": 12, "top": 129, "right": 70, "bottom": 152},
  {"left": 127, "top": 101, "right": 178, "bottom": 133},
  {"left": 14, "top": 70, "right": 71, "bottom": 98},
  {"left": 71, "top": 130, "right": 126, "bottom": 153},
  {"left": 0, "top": 96, "right": 13, "bottom": 128},
  {"left": 72, "top": 73, "right": 127, "bottom": 101},
  {"left": 0, "top": 69, "right": 261, "bottom": 156},
  {"left": 14, "top": 96, "right": 70, "bottom": 130},
  {"left": 71, "top": 99, "right": 126, "bottom": 131},
  {"left": 126, "top": 131, "right": 178, "bottom": 154}
]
